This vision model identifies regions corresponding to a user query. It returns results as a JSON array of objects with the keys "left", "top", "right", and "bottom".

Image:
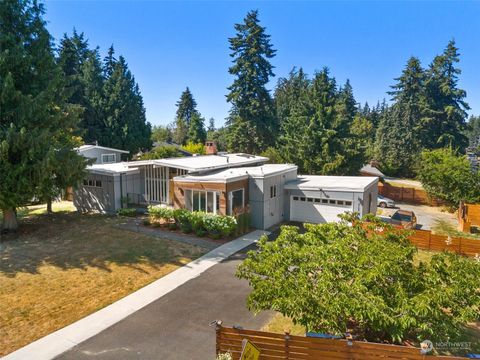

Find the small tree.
[
  {"left": 237, "top": 215, "right": 480, "bottom": 344},
  {"left": 417, "top": 148, "right": 480, "bottom": 207},
  {"left": 139, "top": 145, "right": 183, "bottom": 160}
]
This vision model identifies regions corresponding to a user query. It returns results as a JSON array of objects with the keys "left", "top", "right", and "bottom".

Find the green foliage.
[
  {"left": 58, "top": 35, "right": 152, "bottom": 154},
  {"left": 0, "top": 0, "right": 87, "bottom": 230},
  {"left": 148, "top": 205, "right": 174, "bottom": 222},
  {"left": 117, "top": 208, "right": 137, "bottom": 217},
  {"left": 466, "top": 115, "right": 480, "bottom": 148},
  {"left": 203, "top": 213, "right": 237, "bottom": 237},
  {"left": 417, "top": 148, "right": 480, "bottom": 206},
  {"left": 173, "top": 208, "right": 191, "bottom": 225},
  {"left": 172, "top": 87, "right": 206, "bottom": 145},
  {"left": 182, "top": 142, "right": 205, "bottom": 155},
  {"left": 260, "top": 147, "right": 284, "bottom": 164},
  {"left": 276, "top": 68, "right": 365, "bottom": 175},
  {"left": 226, "top": 10, "right": 277, "bottom": 153},
  {"left": 140, "top": 145, "right": 183, "bottom": 160},
  {"left": 237, "top": 216, "right": 480, "bottom": 344},
  {"left": 151, "top": 125, "right": 172, "bottom": 143}
]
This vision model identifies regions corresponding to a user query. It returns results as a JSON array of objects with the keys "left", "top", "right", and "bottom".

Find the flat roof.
[
  {"left": 87, "top": 162, "right": 139, "bottom": 175},
  {"left": 130, "top": 153, "right": 268, "bottom": 173},
  {"left": 285, "top": 175, "right": 378, "bottom": 192},
  {"left": 77, "top": 145, "right": 130, "bottom": 154},
  {"left": 174, "top": 164, "right": 297, "bottom": 183}
]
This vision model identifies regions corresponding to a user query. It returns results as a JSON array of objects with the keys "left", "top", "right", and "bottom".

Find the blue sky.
[{"left": 44, "top": 1, "right": 480, "bottom": 127}]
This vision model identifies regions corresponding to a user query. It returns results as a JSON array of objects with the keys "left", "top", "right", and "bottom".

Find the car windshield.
[{"left": 392, "top": 212, "right": 412, "bottom": 222}]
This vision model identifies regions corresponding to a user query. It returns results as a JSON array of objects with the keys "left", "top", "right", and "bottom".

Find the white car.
[{"left": 377, "top": 195, "right": 395, "bottom": 208}]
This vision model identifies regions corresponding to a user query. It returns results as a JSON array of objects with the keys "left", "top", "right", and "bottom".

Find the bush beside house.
[{"left": 147, "top": 206, "right": 243, "bottom": 238}]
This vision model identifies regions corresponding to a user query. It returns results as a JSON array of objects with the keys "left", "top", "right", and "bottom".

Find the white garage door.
[{"left": 290, "top": 196, "right": 353, "bottom": 224}]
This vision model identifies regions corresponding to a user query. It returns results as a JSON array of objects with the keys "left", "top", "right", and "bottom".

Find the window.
[
  {"left": 345, "top": 201, "right": 352, "bottom": 206},
  {"left": 337, "top": 200, "right": 344, "bottom": 205},
  {"left": 293, "top": 196, "right": 299, "bottom": 201},
  {"left": 101, "top": 154, "right": 116, "bottom": 164},
  {"left": 300, "top": 197, "right": 306, "bottom": 202},
  {"left": 322, "top": 199, "right": 328, "bottom": 204},
  {"left": 88, "top": 179, "right": 94, "bottom": 186},
  {"left": 187, "top": 190, "right": 220, "bottom": 214},
  {"left": 307, "top": 198, "right": 313, "bottom": 202},
  {"left": 314, "top": 198, "right": 320, "bottom": 203},
  {"left": 84, "top": 178, "right": 102, "bottom": 188},
  {"left": 229, "top": 189, "right": 244, "bottom": 215},
  {"left": 329, "top": 199, "right": 336, "bottom": 204},
  {"left": 270, "top": 185, "right": 277, "bottom": 198},
  {"left": 95, "top": 180, "right": 102, "bottom": 188},
  {"left": 83, "top": 179, "right": 88, "bottom": 186}
]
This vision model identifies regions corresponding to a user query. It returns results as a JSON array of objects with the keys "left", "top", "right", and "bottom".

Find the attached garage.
[{"left": 285, "top": 176, "right": 378, "bottom": 224}]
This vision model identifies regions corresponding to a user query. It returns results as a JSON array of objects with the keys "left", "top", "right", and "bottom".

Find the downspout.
[{"left": 120, "top": 173, "right": 124, "bottom": 209}]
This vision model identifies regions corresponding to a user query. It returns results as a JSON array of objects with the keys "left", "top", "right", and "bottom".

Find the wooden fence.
[
  {"left": 215, "top": 323, "right": 465, "bottom": 360},
  {"left": 378, "top": 183, "right": 444, "bottom": 206},
  {"left": 407, "top": 228, "right": 480, "bottom": 257},
  {"left": 458, "top": 202, "right": 480, "bottom": 233}
]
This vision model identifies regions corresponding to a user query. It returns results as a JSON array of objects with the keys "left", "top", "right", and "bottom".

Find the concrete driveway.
[
  {"left": 379, "top": 202, "right": 457, "bottom": 230},
  {"left": 55, "top": 245, "right": 273, "bottom": 360}
]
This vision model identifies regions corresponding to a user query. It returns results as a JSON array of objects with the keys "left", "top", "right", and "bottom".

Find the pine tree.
[
  {"left": 423, "top": 40, "right": 469, "bottom": 150},
  {"left": 102, "top": 54, "right": 151, "bottom": 153},
  {"left": 375, "top": 57, "right": 426, "bottom": 176},
  {"left": 187, "top": 112, "right": 207, "bottom": 144},
  {"left": 226, "top": 10, "right": 276, "bottom": 153},
  {"left": 0, "top": 0, "right": 86, "bottom": 230},
  {"left": 173, "top": 87, "right": 198, "bottom": 145}
]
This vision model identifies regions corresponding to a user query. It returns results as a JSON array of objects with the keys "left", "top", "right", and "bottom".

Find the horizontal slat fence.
[
  {"left": 215, "top": 324, "right": 465, "bottom": 360},
  {"left": 378, "top": 183, "right": 444, "bottom": 206}
]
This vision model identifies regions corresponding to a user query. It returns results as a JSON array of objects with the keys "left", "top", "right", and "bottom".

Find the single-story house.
[
  {"left": 74, "top": 149, "right": 378, "bottom": 229},
  {"left": 76, "top": 144, "right": 130, "bottom": 164}
]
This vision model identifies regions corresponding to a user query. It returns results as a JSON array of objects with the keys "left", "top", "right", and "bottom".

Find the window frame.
[
  {"left": 228, "top": 188, "right": 244, "bottom": 215},
  {"left": 101, "top": 153, "right": 117, "bottom": 164}
]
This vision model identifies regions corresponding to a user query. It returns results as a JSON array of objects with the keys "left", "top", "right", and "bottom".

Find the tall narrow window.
[
  {"left": 229, "top": 189, "right": 244, "bottom": 215},
  {"left": 270, "top": 185, "right": 277, "bottom": 198}
]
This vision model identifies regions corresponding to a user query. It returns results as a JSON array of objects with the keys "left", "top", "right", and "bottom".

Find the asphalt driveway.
[{"left": 56, "top": 245, "right": 273, "bottom": 360}]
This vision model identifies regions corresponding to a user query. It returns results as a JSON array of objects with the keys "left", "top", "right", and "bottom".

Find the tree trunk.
[
  {"left": 2, "top": 208, "right": 18, "bottom": 232},
  {"left": 47, "top": 198, "right": 53, "bottom": 214}
]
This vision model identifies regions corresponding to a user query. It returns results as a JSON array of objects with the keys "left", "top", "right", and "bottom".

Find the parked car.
[
  {"left": 390, "top": 209, "right": 417, "bottom": 229},
  {"left": 377, "top": 195, "right": 395, "bottom": 208}
]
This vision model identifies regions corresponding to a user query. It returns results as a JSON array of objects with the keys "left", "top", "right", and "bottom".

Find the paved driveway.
[{"left": 56, "top": 245, "right": 272, "bottom": 360}]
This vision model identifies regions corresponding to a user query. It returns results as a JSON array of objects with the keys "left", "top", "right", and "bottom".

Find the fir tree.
[
  {"left": 375, "top": 57, "right": 426, "bottom": 176},
  {"left": 0, "top": 0, "right": 86, "bottom": 230},
  {"left": 423, "top": 40, "right": 469, "bottom": 150},
  {"left": 187, "top": 112, "right": 207, "bottom": 144},
  {"left": 226, "top": 10, "right": 276, "bottom": 153},
  {"left": 173, "top": 87, "right": 198, "bottom": 144}
]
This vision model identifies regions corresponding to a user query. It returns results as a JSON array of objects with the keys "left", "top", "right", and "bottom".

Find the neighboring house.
[
  {"left": 76, "top": 144, "right": 129, "bottom": 164},
  {"left": 74, "top": 152, "right": 378, "bottom": 229},
  {"left": 359, "top": 164, "right": 385, "bottom": 179}
]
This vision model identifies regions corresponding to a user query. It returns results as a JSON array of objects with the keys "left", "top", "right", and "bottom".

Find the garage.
[
  {"left": 285, "top": 175, "right": 379, "bottom": 224},
  {"left": 290, "top": 196, "right": 353, "bottom": 223}
]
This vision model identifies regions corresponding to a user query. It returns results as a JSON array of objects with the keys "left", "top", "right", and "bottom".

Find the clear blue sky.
[{"left": 44, "top": 1, "right": 480, "bottom": 127}]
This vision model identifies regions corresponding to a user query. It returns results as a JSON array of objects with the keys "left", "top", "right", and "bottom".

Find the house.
[
  {"left": 76, "top": 144, "right": 129, "bottom": 164},
  {"left": 359, "top": 163, "right": 385, "bottom": 179},
  {"left": 74, "top": 152, "right": 378, "bottom": 229}
]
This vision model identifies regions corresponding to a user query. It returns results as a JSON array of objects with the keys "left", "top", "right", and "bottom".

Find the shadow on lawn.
[{"left": 0, "top": 212, "right": 200, "bottom": 277}]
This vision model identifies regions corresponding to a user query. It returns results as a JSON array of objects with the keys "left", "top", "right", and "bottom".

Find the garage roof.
[
  {"left": 285, "top": 175, "right": 378, "bottom": 192},
  {"left": 87, "top": 162, "right": 140, "bottom": 176}
]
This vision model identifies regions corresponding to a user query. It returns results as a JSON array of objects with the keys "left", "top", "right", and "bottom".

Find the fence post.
[
  {"left": 284, "top": 330, "right": 291, "bottom": 360},
  {"left": 215, "top": 320, "right": 223, "bottom": 356}
]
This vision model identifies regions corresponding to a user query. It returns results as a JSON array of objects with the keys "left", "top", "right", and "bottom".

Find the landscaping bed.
[{"left": 0, "top": 204, "right": 204, "bottom": 356}]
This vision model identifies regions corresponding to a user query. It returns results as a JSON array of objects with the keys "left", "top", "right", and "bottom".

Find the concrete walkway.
[{"left": 2, "top": 230, "right": 268, "bottom": 360}]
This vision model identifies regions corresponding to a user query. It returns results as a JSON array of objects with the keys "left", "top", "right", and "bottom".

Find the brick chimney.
[{"left": 205, "top": 141, "right": 217, "bottom": 155}]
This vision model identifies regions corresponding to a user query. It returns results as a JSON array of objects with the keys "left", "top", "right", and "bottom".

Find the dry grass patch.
[{"left": 0, "top": 207, "right": 204, "bottom": 356}]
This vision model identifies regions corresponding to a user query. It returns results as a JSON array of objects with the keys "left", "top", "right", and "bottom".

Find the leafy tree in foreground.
[
  {"left": 237, "top": 216, "right": 480, "bottom": 344},
  {"left": 226, "top": 10, "right": 276, "bottom": 153},
  {"left": 417, "top": 148, "right": 480, "bottom": 207}
]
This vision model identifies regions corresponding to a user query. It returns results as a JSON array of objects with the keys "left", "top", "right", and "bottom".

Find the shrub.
[
  {"left": 152, "top": 222, "right": 161, "bottom": 228},
  {"left": 168, "top": 222, "right": 177, "bottom": 230},
  {"left": 203, "top": 213, "right": 237, "bottom": 238},
  {"left": 180, "top": 222, "right": 192, "bottom": 233},
  {"left": 148, "top": 206, "right": 174, "bottom": 223},
  {"left": 196, "top": 229, "right": 207, "bottom": 237},
  {"left": 190, "top": 211, "right": 206, "bottom": 232},
  {"left": 117, "top": 208, "right": 137, "bottom": 217},
  {"left": 173, "top": 208, "right": 191, "bottom": 225}
]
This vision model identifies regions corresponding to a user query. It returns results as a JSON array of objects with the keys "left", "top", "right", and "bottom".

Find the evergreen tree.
[
  {"left": 465, "top": 115, "right": 480, "bottom": 148},
  {"left": 226, "top": 10, "right": 276, "bottom": 153},
  {"left": 187, "top": 112, "right": 207, "bottom": 144},
  {"left": 102, "top": 54, "right": 151, "bottom": 153},
  {"left": 207, "top": 117, "right": 215, "bottom": 133},
  {"left": 0, "top": 0, "right": 86, "bottom": 230},
  {"left": 423, "top": 40, "right": 469, "bottom": 150},
  {"left": 173, "top": 87, "right": 198, "bottom": 144},
  {"left": 375, "top": 57, "right": 426, "bottom": 176}
]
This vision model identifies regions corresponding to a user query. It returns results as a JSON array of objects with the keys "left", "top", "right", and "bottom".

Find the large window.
[
  {"left": 228, "top": 189, "right": 244, "bottom": 215},
  {"left": 101, "top": 154, "right": 116, "bottom": 164},
  {"left": 185, "top": 189, "right": 220, "bottom": 214}
]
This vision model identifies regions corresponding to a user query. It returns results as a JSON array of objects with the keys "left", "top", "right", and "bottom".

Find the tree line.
[{"left": 165, "top": 10, "right": 478, "bottom": 180}]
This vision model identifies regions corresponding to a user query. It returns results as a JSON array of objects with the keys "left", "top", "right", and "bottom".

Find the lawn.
[
  {"left": 0, "top": 202, "right": 205, "bottom": 356},
  {"left": 432, "top": 218, "right": 480, "bottom": 240}
]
